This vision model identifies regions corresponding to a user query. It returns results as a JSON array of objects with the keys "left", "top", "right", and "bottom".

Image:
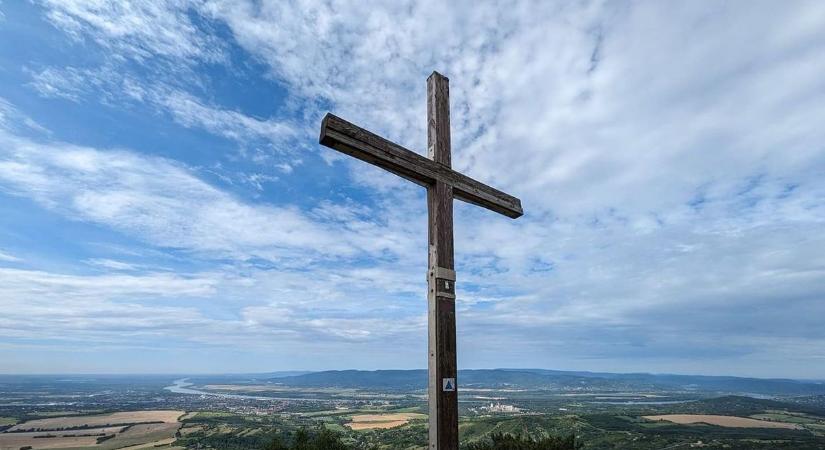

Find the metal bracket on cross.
[
  {"left": 433, "top": 266, "right": 456, "bottom": 281},
  {"left": 430, "top": 266, "right": 456, "bottom": 299}
]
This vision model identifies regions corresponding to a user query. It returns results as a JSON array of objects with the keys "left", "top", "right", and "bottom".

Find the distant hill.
[
  {"left": 269, "top": 368, "right": 825, "bottom": 396},
  {"left": 183, "top": 371, "right": 312, "bottom": 385},
  {"left": 275, "top": 370, "right": 426, "bottom": 389}
]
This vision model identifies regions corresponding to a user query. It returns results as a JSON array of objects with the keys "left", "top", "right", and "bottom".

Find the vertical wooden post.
[
  {"left": 320, "top": 69, "right": 521, "bottom": 449},
  {"left": 427, "top": 71, "right": 457, "bottom": 450}
]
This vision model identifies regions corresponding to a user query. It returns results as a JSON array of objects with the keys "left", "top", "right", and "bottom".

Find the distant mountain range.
[{"left": 261, "top": 368, "right": 825, "bottom": 396}]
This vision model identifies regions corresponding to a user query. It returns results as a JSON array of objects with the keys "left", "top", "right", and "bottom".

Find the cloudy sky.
[{"left": 0, "top": 1, "right": 823, "bottom": 378}]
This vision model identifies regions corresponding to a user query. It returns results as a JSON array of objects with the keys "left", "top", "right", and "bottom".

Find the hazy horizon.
[
  {"left": 1, "top": 367, "right": 823, "bottom": 382},
  {"left": 1, "top": 1, "right": 824, "bottom": 379}
]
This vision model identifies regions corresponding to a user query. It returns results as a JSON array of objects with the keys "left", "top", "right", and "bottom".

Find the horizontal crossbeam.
[{"left": 319, "top": 113, "right": 523, "bottom": 219}]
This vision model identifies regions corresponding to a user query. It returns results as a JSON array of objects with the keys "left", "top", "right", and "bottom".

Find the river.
[
  {"left": 164, "top": 378, "right": 275, "bottom": 401},
  {"left": 163, "top": 378, "right": 337, "bottom": 403}
]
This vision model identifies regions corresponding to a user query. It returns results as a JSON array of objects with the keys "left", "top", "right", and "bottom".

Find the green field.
[
  {"left": 751, "top": 413, "right": 820, "bottom": 424},
  {"left": 0, "top": 417, "right": 16, "bottom": 426},
  {"left": 168, "top": 402, "right": 825, "bottom": 450}
]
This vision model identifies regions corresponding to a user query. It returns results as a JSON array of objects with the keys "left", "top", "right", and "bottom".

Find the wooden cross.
[{"left": 318, "top": 71, "right": 523, "bottom": 450}]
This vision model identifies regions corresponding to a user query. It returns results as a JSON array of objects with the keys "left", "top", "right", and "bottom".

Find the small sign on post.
[{"left": 442, "top": 378, "right": 456, "bottom": 392}]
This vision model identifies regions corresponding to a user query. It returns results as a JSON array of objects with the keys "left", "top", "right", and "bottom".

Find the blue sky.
[{"left": 0, "top": 0, "right": 824, "bottom": 378}]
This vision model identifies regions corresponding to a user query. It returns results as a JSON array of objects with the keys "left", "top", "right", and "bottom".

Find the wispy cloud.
[
  {"left": 0, "top": 98, "right": 48, "bottom": 134},
  {"left": 85, "top": 258, "right": 142, "bottom": 271},
  {"left": 0, "top": 266, "right": 221, "bottom": 345},
  {"left": 0, "top": 99, "right": 429, "bottom": 357},
  {"left": 38, "top": 0, "right": 225, "bottom": 63},
  {"left": 0, "top": 250, "right": 20, "bottom": 262},
  {"left": 161, "top": 89, "right": 296, "bottom": 148},
  {"left": 201, "top": 0, "right": 825, "bottom": 220},
  {"left": 0, "top": 130, "right": 361, "bottom": 262},
  {"left": 28, "top": 65, "right": 299, "bottom": 155}
]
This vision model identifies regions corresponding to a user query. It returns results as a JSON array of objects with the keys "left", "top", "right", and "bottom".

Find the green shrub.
[
  {"left": 265, "top": 427, "right": 351, "bottom": 450},
  {"left": 463, "top": 433, "right": 582, "bottom": 450}
]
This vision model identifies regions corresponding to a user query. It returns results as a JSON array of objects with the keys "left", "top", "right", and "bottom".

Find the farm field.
[
  {"left": 0, "top": 432, "right": 99, "bottom": 449},
  {"left": 0, "top": 410, "right": 184, "bottom": 450},
  {"left": 750, "top": 411, "right": 822, "bottom": 424},
  {"left": 8, "top": 410, "right": 183, "bottom": 431},
  {"left": 644, "top": 414, "right": 802, "bottom": 429},
  {"left": 345, "top": 413, "right": 427, "bottom": 430}
]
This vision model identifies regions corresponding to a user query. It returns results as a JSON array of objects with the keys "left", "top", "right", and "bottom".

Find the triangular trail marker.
[{"left": 443, "top": 377, "right": 456, "bottom": 392}]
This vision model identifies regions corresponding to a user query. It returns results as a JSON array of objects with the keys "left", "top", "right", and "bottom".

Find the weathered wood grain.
[
  {"left": 427, "top": 71, "right": 457, "bottom": 450},
  {"left": 428, "top": 72, "right": 451, "bottom": 168},
  {"left": 320, "top": 114, "right": 523, "bottom": 219}
]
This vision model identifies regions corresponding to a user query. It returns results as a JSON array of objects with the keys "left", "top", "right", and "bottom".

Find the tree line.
[{"left": 263, "top": 428, "right": 581, "bottom": 450}]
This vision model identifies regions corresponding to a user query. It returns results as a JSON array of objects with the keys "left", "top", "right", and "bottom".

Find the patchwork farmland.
[{"left": 0, "top": 410, "right": 184, "bottom": 450}]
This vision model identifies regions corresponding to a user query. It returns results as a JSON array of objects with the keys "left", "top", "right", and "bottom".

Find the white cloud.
[
  {"left": 160, "top": 89, "right": 296, "bottom": 147},
  {"left": 9, "top": 1, "right": 825, "bottom": 375},
  {"left": 0, "top": 98, "right": 48, "bottom": 134},
  {"left": 0, "top": 266, "right": 216, "bottom": 299},
  {"left": 30, "top": 1, "right": 825, "bottom": 218},
  {"left": 0, "top": 266, "right": 222, "bottom": 344},
  {"left": 0, "top": 100, "right": 429, "bottom": 356},
  {"left": 28, "top": 66, "right": 299, "bottom": 154},
  {"left": 197, "top": 0, "right": 825, "bottom": 221},
  {"left": 26, "top": 66, "right": 87, "bottom": 102},
  {"left": 0, "top": 250, "right": 20, "bottom": 262},
  {"left": 38, "top": 0, "right": 225, "bottom": 63},
  {"left": 0, "top": 131, "right": 361, "bottom": 261},
  {"left": 85, "top": 258, "right": 141, "bottom": 271},
  {"left": 0, "top": 260, "right": 430, "bottom": 353}
]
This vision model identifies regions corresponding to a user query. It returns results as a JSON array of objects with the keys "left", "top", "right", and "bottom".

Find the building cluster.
[{"left": 477, "top": 402, "right": 521, "bottom": 413}]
